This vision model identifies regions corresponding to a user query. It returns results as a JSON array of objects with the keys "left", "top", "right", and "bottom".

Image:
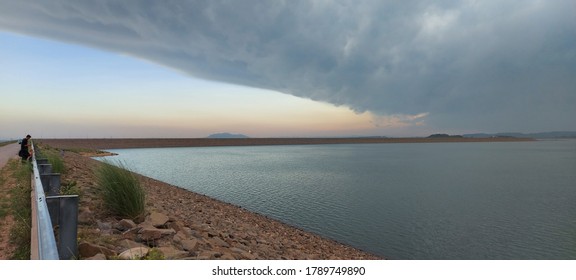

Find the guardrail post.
[
  {"left": 38, "top": 163, "right": 52, "bottom": 175},
  {"left": 46, "top": 195, "right": 79, "bottom": 260},
  {"left": 40, "top": 173, "right": 61, "bottom": 196}
]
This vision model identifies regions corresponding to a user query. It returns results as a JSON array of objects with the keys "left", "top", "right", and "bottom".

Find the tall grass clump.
[
  {"left": 96, "top": 160, "right": 145, "bottom": 220},
  {"left": 43, "top": 149, "right": 65, "bottom": 174}
]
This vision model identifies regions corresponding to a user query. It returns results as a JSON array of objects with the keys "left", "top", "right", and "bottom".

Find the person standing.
[{"left": 19, "top": 134, "right": 32, "bottom": 162}]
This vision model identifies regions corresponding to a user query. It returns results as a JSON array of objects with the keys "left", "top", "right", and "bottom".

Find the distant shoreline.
[{"left": 38, "top": 137, "right": 535, "bottom": 150}]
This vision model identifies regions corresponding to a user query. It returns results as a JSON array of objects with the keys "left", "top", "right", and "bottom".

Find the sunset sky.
[
  {"left": 1, "top": 31, "right": 391, "bottom": 138},
  {"left": 1, "top": 1, "right": 574, "bottom": 139}
]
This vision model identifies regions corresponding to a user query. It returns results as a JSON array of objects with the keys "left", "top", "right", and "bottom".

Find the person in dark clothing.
[{"left": 19, "top": 134, "right": 32, "bottom": 162}]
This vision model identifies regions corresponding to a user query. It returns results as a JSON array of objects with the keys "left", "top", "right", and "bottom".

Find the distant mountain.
[
  {"left": 463, "top": 131, "right": 576, "bottom": 139},
  {"left": 207, "top": 133, "right": 249, "bottom": 139},
  {"left": 427, "top": 134, "right": 463, "bottom": 138}
]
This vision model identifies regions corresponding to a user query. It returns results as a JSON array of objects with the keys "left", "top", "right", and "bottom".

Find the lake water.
[{"left": 99, "top": 140, "right": 576, "bottom": 259}]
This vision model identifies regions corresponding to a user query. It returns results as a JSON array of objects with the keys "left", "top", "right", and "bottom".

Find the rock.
[
  {"left": 240, "top": 251, "right": 257, "bottom": 260},
  {"left": 198, "top": 223, "right": 212, "bottom": 231},
  {"left": 97, "top": 220, "right": 112, "bottom": 231},
  {"left": 119, "top": 239, "right": 148, "bottom": 250},
  {"left": 85, "top": 253, "right": 107, "bottom": 260},
  {"left": 147, "top": 212, "right": 169, "bottom": 227},
  {"left": 197, "top": 251, "right": 216, "bottom": 260},
  {"left": 77, "top": 207, "right": 94, "bottom": 224},
  {"left": 219, "top": 232, "right": 232, "bottom": 239},
  {"left": 122, "top": 226, "right": 141, "bottom": 235},
  {"left": 182, "top": 227, "right": 194, "bottom": 237},
  {"left": 208, "top": 237, "right": 230, "bottom": 248},
  {"left": 117, "top": 219, "right": 137, "bottom": 230},
  {"left": 78, "top": 242, "right": 116, "bottom": 258},
  {"left": 119, "top": 247, "right": 150, "bottom": 260},
  {"left": 220, "top": 253, "right": 236, "bottom": 260},
  {"left": 96, "top": 220, "right": 113, "bottom": 234},
  {"left": 230, "top": 247, "right": 247, "bottom": 254},
  {"left": 256, "top": 238, "right": 269, "bottom": 245},
  {"left": 172, "top": 231, "right": 186, "bottom": 244},
  {"left": 180, "top": 239, "right": 199, "bottom": 252},
  {"left": 168, "top": 221, "right": 185, "bottom": 232},
  {"left": 139, "top": 226, "right": 175, "bottom": 241},
  {"left": 188, "top": 229, "right": 203, "bottom": 239},
  {"left": 157, "top": 246, "right": 189, "bottom": 260},
  {"left": 234, "top": 242, "right": 250, "bottom": 252},
  {"left": 159, "top": 228, "right": 176, "bottom": 235},
  {"left": 139, "top": 227, "right": 162, "bottom": 240}
]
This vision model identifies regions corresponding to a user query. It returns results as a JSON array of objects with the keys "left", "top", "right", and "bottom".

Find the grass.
[
  {"left": 60, "top": 180, "right": 81, "bottom": 195},
  {"left": 45, "top": 151, "right": 65, "bottom": 174},
  {"left": 0, "top": 160, "right": 32, "bottom": 259},
  {"left": 0, "top": 175, "right": 8, "bottom": 219},
  {"left": 143, "top": 248, "right": 165, "bottom": 260},
  {"left": 34, "top": 144, "right": 79, "bottom": 196},
  {"left": 35, "top": 145, "right": 66, "bottom": 174},
  {"left": 96, "top": 160, "right": 146, "bottom": 220}
]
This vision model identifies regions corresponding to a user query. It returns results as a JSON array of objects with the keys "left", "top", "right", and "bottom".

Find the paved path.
[{"left": 0, "top": 142, "right": 19, "bottom": 170}]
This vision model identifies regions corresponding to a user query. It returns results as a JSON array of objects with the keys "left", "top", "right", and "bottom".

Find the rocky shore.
[{"left": 59, "top": 150, "right": 382, "bottom": 260}]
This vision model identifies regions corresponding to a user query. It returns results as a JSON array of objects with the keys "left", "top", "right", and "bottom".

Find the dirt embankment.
[{"left": 39, "top": 137, "right": 534, "bottom": 150}]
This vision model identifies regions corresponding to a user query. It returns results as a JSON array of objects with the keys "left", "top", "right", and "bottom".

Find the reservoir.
[{"left": 99, "top": 140, "right": 576, "bottom": 259}]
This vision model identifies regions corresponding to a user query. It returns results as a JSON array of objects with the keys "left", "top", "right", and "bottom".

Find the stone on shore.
[
  {"left": 78, "top": 207, "right": 94, "bottom": 224},
  {"left": 119, "top": 239, "right": 148, "bottom": 250},
  {"left": 157, "top": 246, "right": 189, "bottom": 259},
  {"left": 180, "top": 239, "right": 199, "bottom": 252},
  {"left": 119, "top": 247, "right": 150, "bottom": 260},
  {"left": 147, "top": 212, "right": 169, "bottom": 227},
  {"left": 117, "top": 219, "right": 137, "bottom": 231},
  {"left": 85, "top": 253, "right": 107, "bottom": 260},
  {"left": 78, "top": 242, "right": 116, "bottom": 258},
  {"left": 138, "top": 225, "right": 175, "bottom": 241},
  {"left": 208, "top": 236, "right": 230, "bottom": 248}
]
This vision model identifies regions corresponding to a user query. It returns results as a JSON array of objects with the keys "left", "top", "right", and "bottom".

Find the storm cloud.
[{"left": 1, "top": 0, "right": 574, "bottom": 131}]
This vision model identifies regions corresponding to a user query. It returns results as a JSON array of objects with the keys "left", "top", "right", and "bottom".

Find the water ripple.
[{"left": 101, "top": 140, "right": 576, "bottom": 259}]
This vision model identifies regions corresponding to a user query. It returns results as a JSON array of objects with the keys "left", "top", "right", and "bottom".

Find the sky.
[{"left": 1, "top": 0, "right": 575, "bottom": 139}]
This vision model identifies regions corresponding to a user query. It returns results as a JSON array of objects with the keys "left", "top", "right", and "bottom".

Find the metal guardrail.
[
  {"left": 31, "top": 142, "right": 59, "bottom": 260},
  {"left": 30, "top": 142, "right": 78, "bottom": 260}
]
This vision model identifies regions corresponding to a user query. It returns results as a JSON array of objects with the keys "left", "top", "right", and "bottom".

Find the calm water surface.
[{"left": 100, "top": 140, "right": 576, "bottom": 259}]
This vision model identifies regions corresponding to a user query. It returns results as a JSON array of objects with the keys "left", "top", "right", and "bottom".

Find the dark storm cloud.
[{"left": 1, "top": 0, "right": 574, "bottom": 131}]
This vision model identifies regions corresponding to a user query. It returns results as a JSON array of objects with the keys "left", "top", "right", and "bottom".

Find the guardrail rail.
[{"left": 30, "top": 142, "right": 78, "bottom": 260}]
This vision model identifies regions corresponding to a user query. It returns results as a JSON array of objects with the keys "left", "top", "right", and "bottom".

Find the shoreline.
[
  {"left": 39, "top": 137, "right": 534, "bottom": 150},
  {"left": 53, "top": 143, "right": 383, "bottom": 260}
]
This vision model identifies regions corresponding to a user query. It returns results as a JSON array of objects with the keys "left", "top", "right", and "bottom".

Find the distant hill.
[
  {"left": 427, "top": 134, "right": 463, "bottom": 138},
  {"left": 463, "top": 131, "right": 576, "bottom": 139},
  {"left": 207, "top": 133, "right": 249, "bottom": 139}
]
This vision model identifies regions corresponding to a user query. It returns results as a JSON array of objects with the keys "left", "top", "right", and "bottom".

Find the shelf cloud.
[{"left": 1, "top": 0, "right": 574, "bottom": 131}]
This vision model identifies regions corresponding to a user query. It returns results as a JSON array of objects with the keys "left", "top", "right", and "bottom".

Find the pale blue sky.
[{"left": 1, "top": 1, "right": 574, "bottom": 139}]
